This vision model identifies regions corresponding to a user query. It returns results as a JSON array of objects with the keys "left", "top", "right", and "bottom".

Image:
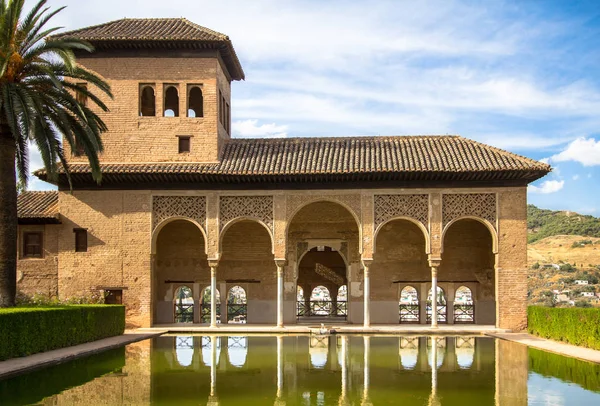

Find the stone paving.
[{"left": 0, "top": 331, "right": 164, "bottom": 380}]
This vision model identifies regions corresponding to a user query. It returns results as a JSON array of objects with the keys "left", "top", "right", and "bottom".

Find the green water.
[{"left": 1, "top": 335, "right": 599, "bottom": 405}]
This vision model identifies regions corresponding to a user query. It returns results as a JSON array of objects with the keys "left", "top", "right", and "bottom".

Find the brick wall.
[{"left": 16, "top": 224, "right": 59, "bottom": 298}]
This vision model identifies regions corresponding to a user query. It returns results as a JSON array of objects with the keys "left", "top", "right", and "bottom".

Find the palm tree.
[{"left": 0, "top": 0, "right": 112, "bottom": 307}]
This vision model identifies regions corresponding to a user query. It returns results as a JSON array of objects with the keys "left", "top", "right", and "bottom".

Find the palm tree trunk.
[{"left": 0, "top": 125, "right": 17, "bottom": 307}]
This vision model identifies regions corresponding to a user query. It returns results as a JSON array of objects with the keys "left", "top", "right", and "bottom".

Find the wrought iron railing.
[
  {"left": 454, "top": 303, "right": 475, "bottom": 323},
  {"left": 201, "top": 304, "right": 221, "bottom": 324},
  {"left": 174, "top": 303, "right": 194, "bottom": 323},
  {"left": 425, "top": 304, "right": 447, "bottom": 323},
  {"left": 296, "top": 301, "right": 347, "bottom": 319},
  {"left": 227, "top": 303, "right": 247, "bottom": 323},
  {"left": 399, "top": 303, "right": 420, "bottom": 323}
]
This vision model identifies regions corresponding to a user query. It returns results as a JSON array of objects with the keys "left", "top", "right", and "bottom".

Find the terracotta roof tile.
[
  {"left": 36, "top": 135, "right": 550, "bottom": 188},
  {"left": 51, "top": 18, "right": 244, "bottom": 80},
  {"left": 17, "top": 191, "right": 59, "bottom": 222}
]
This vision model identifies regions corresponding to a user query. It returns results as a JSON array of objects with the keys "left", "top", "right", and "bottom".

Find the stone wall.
[{"left": 16, "top": 224, "right": 59, "bottom": 298}]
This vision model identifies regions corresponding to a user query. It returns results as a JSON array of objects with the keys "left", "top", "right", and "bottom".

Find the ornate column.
[
  {"left": 338, "top": 335, "right": 349, "bottom": 406},
  {"left": 209, "top": 261, "right": 219, "bottom": 328},
  {"left": 429, "top": 257, "right": 441, "bottom": 328},
  {"left": 428, "top": 336, "right": 440, "bottom": 406},
  {"left": 276, "top": 260, "right": 286, "bottom": 328},
  {"left": 362, "top": 259, "right": 372, "bottom": 328},
  {"left": 361, "top": 336, "right": 373, "bottom": 406},
  {"left": 207, "top": 336, "right": 219, "bottom": 406},
  {"left": 274, "top": 336, "right": 285, "bottom": 405}
]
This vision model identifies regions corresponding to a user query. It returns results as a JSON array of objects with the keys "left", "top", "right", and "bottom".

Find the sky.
[{"left": 28, "top": 0, "right": 600, "bottom": 214}]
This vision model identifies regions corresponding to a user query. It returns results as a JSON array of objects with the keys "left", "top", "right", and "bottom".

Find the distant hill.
[{"left": 527, "top": 205, "right": 600, "bottom": 243}]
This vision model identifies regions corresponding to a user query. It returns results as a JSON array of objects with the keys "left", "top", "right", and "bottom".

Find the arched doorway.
[
  {"left": 227, "top": 286, "right": 247, "bottom": 323},
  {"left": 153, "top": 219, "right": 208, "bottom": 324},
  {"left": 441, "top": 219, "right": 495, "bottom": 325},
  {"left": 372, "top": 218, "right": 429, "bottom": 324},
  {"left": 201, "top": 287, "right": 220, "bottom": 324},
  {"left": 297, "top": 246, "right": 348, "bottom": 322},
  {"left": 287, "top": 201, "right": 360, "bottom": 324},
  {"left": 399, "top": 285, "right": 419, "bottom": 324}
]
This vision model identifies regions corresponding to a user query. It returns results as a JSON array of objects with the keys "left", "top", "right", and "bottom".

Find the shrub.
[
  {"left": 560, "top": 263, "right": 575, "bottom": 272},
  {"left": 532, "top": 262, "right": 540, "bottom": 270},
  {"left": 0, "top": 305, "right": 125, "bottom": 361},
  {"left": 528, "top": 306, "right": 600, "bottom": 350}
]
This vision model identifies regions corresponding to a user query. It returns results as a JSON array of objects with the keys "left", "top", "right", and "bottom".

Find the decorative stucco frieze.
[
  {"left": 219, "top": 195, "right": 274, "bottom": 232},
  {"left": 442, "top": 193, "right": 497, "bottom": 229},
  {"left": 152, "top": 196, "right": 206, "bottom": 231},
  {"left": 373, "top": 194, "right": 429, "bottom": 230}
]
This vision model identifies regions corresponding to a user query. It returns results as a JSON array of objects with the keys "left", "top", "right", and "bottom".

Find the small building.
[
  {"left": 580, "top": 292, "right": 595, "bottom": 298},
  {"left": 16, "top": 18, "right": 550, "bottom": 330},
  {"left": 574, "top": 280, "right": 589, "bottom": 285}
]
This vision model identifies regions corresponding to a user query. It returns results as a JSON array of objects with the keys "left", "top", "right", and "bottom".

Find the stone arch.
[
  {"left": 374, "top": 216, "right": 430, "bottom": 254},
  {"left": 286, "top": 198, "right": 362, "bottom": 253},
  {"left": 152, "top": 217, "right": 207, "bottom": 255},
  {"left": 441, "top": 218, "right": 495, "bottom": 325},
  {"left": 441, "top": 216, "right": 498, "bottom": 254},
  {"left": 399, "top": 285, "right": 420, "bottom": 324},
  {"left": 219, "top": 216, "right": 274, "bottom": 254},
  {"left": 153, "top": 219, "right": 208, "bottom": 325}
]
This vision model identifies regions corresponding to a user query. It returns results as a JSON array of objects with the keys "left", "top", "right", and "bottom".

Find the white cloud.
[
  {"left": 232, "top": 119, "right": 288, "bottom": 138},
  {"left": 551, "top": 137, "right": 600, "bottom": 166},
  {"left": 528, "top": 180, "right": 564, "bottom": 194},
  {"left": 539, "top": 157, "right": 550, "bottom": 164},
  {"left": 572, "top": 174, "right": 580, "bottom": 180}
]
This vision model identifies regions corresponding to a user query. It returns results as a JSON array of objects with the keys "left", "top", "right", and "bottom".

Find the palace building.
[{"left": 16, "top": 18, "right": 550, "bottom": 330}]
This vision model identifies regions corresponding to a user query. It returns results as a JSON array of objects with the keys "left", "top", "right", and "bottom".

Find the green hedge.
[
  {"left": 528, "top": 306, "right": 600, "bottom": 350},
  {"left": 529, "top": 347, "right": 600, "bottom": 392},
  {"left": 0, "top": 305, "right": 125, "bottom": 361}
]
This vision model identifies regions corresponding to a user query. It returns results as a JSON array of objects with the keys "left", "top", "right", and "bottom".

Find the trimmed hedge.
[
  {"left": 528, "top": 306, "right": 600, "bottom": 350},
  {"left": 529, "top": 347, "right": 600, "bottom": 392},
  {"left": 0, "top": 305, "right": 125, "bottom": 361}
]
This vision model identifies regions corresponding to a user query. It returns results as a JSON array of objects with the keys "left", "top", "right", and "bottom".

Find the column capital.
[
  {"left": 428, "top": 256, "right": 442, "bottom": 268},
  {"left": 361, "top": 258, "right": 373, "bottom": 268},
  {"left": 275, "top": 259, "right": 287, "bottom": 268},
  {"left": 208, "top": 260, "right": 219, "bottom": 268}
]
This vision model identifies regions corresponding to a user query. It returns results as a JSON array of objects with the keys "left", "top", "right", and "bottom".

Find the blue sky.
[{"left": 30, "top": 0, "right": 600, "bottom": 214}]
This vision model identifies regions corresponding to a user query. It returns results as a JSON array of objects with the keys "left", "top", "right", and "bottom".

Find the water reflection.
[{"left": 2, "top": 335, "right": 600, "bottom": 405}]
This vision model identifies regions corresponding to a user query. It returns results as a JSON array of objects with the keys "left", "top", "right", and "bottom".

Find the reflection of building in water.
[
  {"left": 455, "top": 337, "right": 475, "bottom": 369},
  {"left": 399, "top": 337, "right": 419, "bottom": 370},
  {"left": 175, "top": 336, "right": 194, "bottom": 367},
  {"left": 202, "top": 336, "right": 221, "bottom": 367},
  {"left": 309, "top": 335, "right": 329, "bottom": 369},
  {"left": 227, "top": 336, "right": 248, "bottom": 367}
]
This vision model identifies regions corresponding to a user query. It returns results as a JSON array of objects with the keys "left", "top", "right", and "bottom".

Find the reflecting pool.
[{"left": 1, "top": 335, "right": 599, "bottom": 405}]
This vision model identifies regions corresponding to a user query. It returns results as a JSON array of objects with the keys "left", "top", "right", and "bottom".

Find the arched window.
[
  {"left": 455, "top": 337, "right": 475, "bottom": 369},
  {"left": 227, "top": 286, "right": 247, "bottom": 324},
  {"left": 139, "top": 86, "right": 155, "bottom": 116},
  {"left": 187, "top": 86, "right": 203, "bottom": 117},
  {"left": 426, "top": 286, "right": 447, "bottom": 323},
  {"left": 310, "top": 286, "right": 332, "bottom": 316},
  {"left": 227, "top": 336, "right": 248, "bottom": 367},
  {"left": 164, "top": 86, "right": 179, "bottom": 117},
  {"left": 399, "top": 337, "right": 419, "bottom": 370},
  {"left": 201, "top": 336, "right": 221, "bottom": 366},
  {"left": 399, "top": 286, "right": 419, "bottom": 324},
  {"left": 174, "top": 285, "right": 193, "bottom": 323},
  {"left": 428, "top": 337, "right": 446, "bottom": 369},
  {"left": 201, "top": 287, "right": 220, "bottom": 323},
  {"left": 297, "top": 286, "right": 304, "bottom": 301},
  {"left": 454, "top": 286, "right": 475, "bottom": 323}
]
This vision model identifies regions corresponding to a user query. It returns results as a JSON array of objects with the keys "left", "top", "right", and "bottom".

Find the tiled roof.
[
  {"left": 51, "top": 18, "right": 244, "bottom": 80},
  {"left": 17, "top": 191, "right": 60, "bottom": 223},
  {"left": 36, "top": 136, "right": 550, "bottom": 188}
]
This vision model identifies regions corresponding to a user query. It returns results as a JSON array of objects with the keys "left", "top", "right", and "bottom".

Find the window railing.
[
  {"left": 201, "top": 304, "right": 221, "bottom": 324},
  {"left": 426, "top": 304, "right": 447, "bottom": 323},
  {"left": 399, "top": 303, "right": 420, "bottom": 323},
  {"left": 454, "top": 303, "right": 475, "bottom": 323},
  {"left": 296, "top": 301, "right": 347, "bottom": 319},
  {"left": 227, "top": 303, "right": 247, "bottom": 323},
  {"left": 174, "top": 303, "right": 194, "bottom": 323}
]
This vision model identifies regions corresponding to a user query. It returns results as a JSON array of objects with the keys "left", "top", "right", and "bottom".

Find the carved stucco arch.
[
  {"left": 440, "top": 216, "right": 498, "bottom": 254},
  {"left": 373, "top": 216, "right": 431, "bottom": 255},
  {"left": 219, "top": 216, "right": 275, "bottom": 255},
  {"left": 285, "top": 197, "right": 363, "bottom": 255},
  {"left": 151, "top": 216, "right": 208, "bottom": 255}
]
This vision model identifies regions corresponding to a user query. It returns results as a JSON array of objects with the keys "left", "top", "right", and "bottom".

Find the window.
[
  {"left": 164, "top": 85, "right": 179, "bottom": 117},
  {"left": 75, "top": 83, "right": 87, "bottom": 106},
  {"left": 23, "top": 232, "right": 43, "bottom": 258},
  {"left": 218, "top": 90, "right": 223, "bottom": 125},
  {"left": 225, "top": 102, "right": 230, "bottom": 134},
  {"left": 74, "top": 228, "right": 88, "bottom": 252},
  {"left": 187, "top": 86, "right": 203, "bottom": 117},
  {"left": 178, "top": 136, "right": 191, "bottom": 153},
  {"left": 139, "top": 85, "right": 156, "bottom": 116},
  {"left": 104, "top": 289, "right": 123, "bottom": 305}
]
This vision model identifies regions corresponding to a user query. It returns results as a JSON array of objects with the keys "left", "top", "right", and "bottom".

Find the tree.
[{"left": 0, "top": 0, "right": 111, "bottom": 307}]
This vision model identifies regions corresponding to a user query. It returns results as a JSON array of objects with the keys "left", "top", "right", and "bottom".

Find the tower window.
[
  {"left": 225, "top": 102, "right": 230, "bottom": 134},
  {"left": 139, "top": 85, "right": 156, "bottom": 116},
  {"left": 74, "top": 228, "right": 88, "bottom": 252},
  {"left": 23, "top": 232, "right": 43, "bottom": 258},
  {"left": 164, "top": 85, "right": 179, "bottom": 117},
  {"left": 187, "top": 86, "right": 203, "bottom": 118},
  {"left": 178, "top": 136, "right": 191, "bottom": 153}
]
